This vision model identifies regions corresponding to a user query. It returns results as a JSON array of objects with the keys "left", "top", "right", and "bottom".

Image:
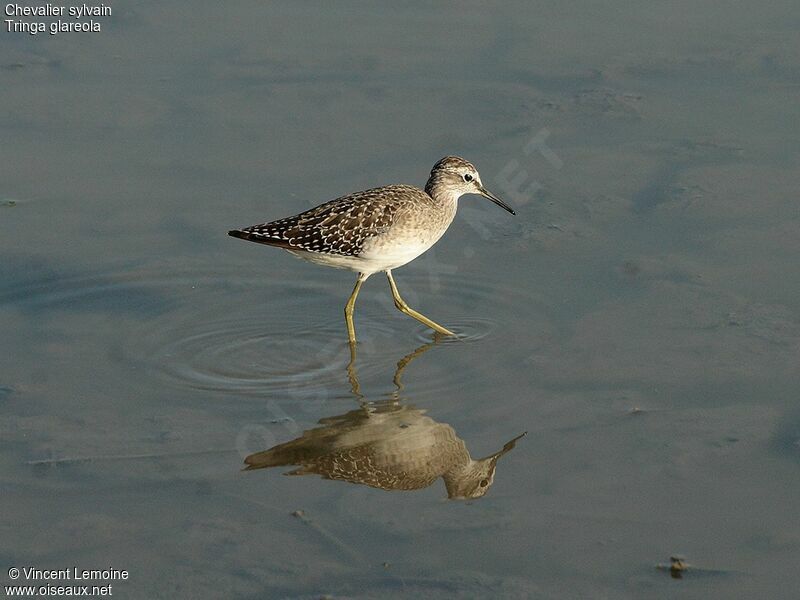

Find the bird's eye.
[
  {"left": 479, "top": 479, "right": 489, "bottom": 487},
  {"left": 463, "top": 173, "right": 473, "bottom": 182}
]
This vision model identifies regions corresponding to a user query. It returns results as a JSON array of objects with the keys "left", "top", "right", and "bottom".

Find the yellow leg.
[
  {"left": 346, "top": 340, "right": 364, "bottom": 400},
  {"left": 344, "top": 274, "right": 367, "bottom": 344},
  {"left": 393, "top": 338, "right": 440, "bottom": 391},
  {"left": 386, "top": 270, "right": 455, "bottom": 336}
]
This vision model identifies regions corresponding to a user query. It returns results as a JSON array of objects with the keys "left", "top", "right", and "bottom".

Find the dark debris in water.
[
  {"left": 656, "top": 555, "right": 690, "bottom": 579},
  {"left": 656, "top": 555, "right": 737, "bottom": 579},
  {"left": 0, "top": 49, "right": 60, "bottom": 71},
  {"left": 573, "top": 88, "right": 643, "bottom": 118}
]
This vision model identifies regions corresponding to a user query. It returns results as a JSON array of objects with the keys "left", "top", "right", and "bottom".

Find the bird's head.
[
  {"left": 426, "top": 156, "right": 515, "bottom": 215},
  {"left": 443, "top": 432, "right": 527, "bottom": 499}
]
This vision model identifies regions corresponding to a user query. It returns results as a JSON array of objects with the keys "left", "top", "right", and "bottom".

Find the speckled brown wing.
[
  {"left": 283, "top": 445, "right": 440, "bottom": 491},
  {"left": 242, "top": 403, "right": 447, "bottom": 491},
  {"left": 228, "top": 185, "right": 428, "bottom": 257},
  {"left": 246, "top": 439, "right": 440, "bottom": 491}
]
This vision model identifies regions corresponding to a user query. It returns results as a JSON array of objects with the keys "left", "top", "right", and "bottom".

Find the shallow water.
[{"left": 2, "top": 1, "right": 800, "bottom": 598}]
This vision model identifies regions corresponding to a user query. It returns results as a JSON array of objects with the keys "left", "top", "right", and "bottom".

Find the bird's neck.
[
  {"left": 442, "top": 457, "right": 480, "bottom": 497},
  {"left": 424, "top": 180, "right": 460, "bottom": 207}
]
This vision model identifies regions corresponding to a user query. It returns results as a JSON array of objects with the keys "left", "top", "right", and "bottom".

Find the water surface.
[{"left": 2, "top": 1, "right": 800, "bottom": 598}]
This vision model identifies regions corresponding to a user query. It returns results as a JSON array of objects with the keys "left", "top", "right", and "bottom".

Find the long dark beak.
[
  {"left": 482, "top": 431, "right": 527, "bottom": 466},
  {"left": 478, "top": 185, "right": 516, "bottom": 215}
]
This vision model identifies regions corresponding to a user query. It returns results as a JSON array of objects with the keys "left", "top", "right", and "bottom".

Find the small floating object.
[
  {"left": 657, "top": 555, "right": 690, "bottom": 579},
  {"left": 655, "top": 554, "right": 736, "bottom": 579}
]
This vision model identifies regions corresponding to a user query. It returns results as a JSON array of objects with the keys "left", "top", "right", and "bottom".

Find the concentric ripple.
[
  {"left": 411, "top": 316, "right": 498, "bottom": 344},
  {"left": 136, "top": 263, "right": 552, "bottom": 397},
  {"left": 146, "top": 311, "right": 393, "bottom": 396},
  {"left": 3, "top": 257, "right": 552, "bottom": 398}
]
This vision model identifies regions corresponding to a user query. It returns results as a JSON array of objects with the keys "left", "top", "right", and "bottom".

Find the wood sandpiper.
[
  {"left": 244, "top": 340, "right": 526, "bottom": 499},
  {"left": 244, "top": 400, "right": 526, "bottom": 498},
  {"left": 229, "top": 156, "right": 515, "bottom": 343}
]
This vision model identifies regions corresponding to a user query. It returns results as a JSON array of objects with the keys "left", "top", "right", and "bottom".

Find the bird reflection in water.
[{"left": 244, "top": 340, "right": 526, "bottom": 499}]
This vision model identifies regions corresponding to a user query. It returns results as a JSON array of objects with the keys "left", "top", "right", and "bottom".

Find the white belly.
[
  {"left": 286, "top": 237, "right": 435, "bottom": 276},
  {"left": 357, "top": 237, "right": 433, "bottom": 272}
]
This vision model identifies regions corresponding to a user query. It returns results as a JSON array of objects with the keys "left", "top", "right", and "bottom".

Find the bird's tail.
[{"left": 228, "top": 228, "right": 293, "bottom": 249}]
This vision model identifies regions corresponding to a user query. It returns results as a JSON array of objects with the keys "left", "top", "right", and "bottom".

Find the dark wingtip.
[{"left": 228, "top": 229, "right": 247, "bottom": 239}]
